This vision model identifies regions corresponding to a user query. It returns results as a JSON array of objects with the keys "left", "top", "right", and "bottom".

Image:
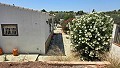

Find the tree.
[
  {"left": 49, "top": 11, "right": 54, "bottom": 14},
  {"left": 92, "top": 9, "right": 95, "bottom": 13},
  {"left": 41, "top": 9, "right": 47, "bottom": 12},
  {"left": 76, "top": 10, "right": 84, "bottom": 15},
  {"left": 64, "top": 13, "right": 74, "bottom": 20},
  {"left": 118, "top": 9, "right": 120, "bottom": 12}
]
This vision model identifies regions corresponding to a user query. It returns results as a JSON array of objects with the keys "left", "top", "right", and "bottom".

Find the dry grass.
[
  {"left": 101, "top": 52, "right": 120, "bottom": 68},
  {"left": 47, "top": 56, "right": 79, "bottom": 61},
  {"left": 47, "top": 45, "right": 64, "bottom": 56},
  {"left": 47, "top": 51, "right": 80, "bottom": 61}
]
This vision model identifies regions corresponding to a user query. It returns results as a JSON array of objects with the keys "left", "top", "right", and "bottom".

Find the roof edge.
[{"left": 0, "top": 2, "right": 50, "bottom": 15}]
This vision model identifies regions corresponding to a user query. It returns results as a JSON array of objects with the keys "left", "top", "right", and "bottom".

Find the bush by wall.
[{"left": 69, "top": 13, "right": 114, "bottom": 61}]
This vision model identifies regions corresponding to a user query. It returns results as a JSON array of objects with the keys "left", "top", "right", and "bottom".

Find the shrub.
[
  {"left": 61, "top": 22, "right": 69, "bottom": 34},
  {"left": 68, "top": 13, "right": 114, "bottom": 61},
  {"left": 61, "top": 18, "right": 74, "bottom": 34}
]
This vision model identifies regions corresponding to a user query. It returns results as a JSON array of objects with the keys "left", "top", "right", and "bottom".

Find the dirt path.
[{"left": 0, "top": 61, "right": 98, "bottom": 68}]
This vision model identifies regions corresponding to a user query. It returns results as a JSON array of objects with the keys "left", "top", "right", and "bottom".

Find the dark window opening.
[{"left": 1, "top": 24, "right": 18, "bottom": 36}]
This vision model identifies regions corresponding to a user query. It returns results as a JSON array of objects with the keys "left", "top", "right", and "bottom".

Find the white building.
[{"left": 0, "top": 3, "right": 54, "bottom": 54}]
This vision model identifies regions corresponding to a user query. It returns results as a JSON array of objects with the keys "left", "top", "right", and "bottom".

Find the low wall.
[
  {"left": 110, "top": 43, "right": 120, "bottom": 58},
  {"left": 45, "top": 32, "right": 53, "bottom": 53}
]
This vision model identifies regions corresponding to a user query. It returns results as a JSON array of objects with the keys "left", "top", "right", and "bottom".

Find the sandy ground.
[{"left": 0, "top": 61, "right": 99, "bottom": 68}]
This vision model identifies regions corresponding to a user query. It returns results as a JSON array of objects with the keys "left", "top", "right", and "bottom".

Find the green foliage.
[
  {"left": 76, "top": 10, "right": 86, "bottom": 15},
  {"left": 104, "top": 10, "right": 120, "bottom": 24},
  {"left": 92, "top": 9, "right": 95, "bottom": 13},
  {"left": 68, "top": 13, "right": 114, "bottom": 61},
  {"left": 61, "top": 22, "right": 69, "bottom": 34},
  {"left": 64, "top": 13, "right": 74, "bottom": 20},
  {"left": 41, "top": 9, "right": 47, "bottom": 12}
]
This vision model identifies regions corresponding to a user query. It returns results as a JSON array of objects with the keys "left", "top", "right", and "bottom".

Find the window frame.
[{"left": 1, "top": 24, "right": 18, "bottom": 36}]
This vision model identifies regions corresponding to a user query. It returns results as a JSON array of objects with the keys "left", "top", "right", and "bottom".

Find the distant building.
[{"left": 0, "top": 3, "right": 54, "bottom": 54}]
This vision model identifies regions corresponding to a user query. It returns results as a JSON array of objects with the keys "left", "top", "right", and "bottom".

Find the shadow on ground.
[{"left": 46, "top": 33, "right": 65, "bottom": 56}]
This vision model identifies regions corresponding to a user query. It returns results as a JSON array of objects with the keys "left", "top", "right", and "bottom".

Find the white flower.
[
  {"left": 96, "top": 42, "right": 99, "bottom": 44},
  {"left": 76, "top": 45, "right": 79, "bottom": 46},
  {"left": 103, "top": 42, "right": 108, "bottom": 45},
  {"left": 95, "top": 28, "right": 98, "bottom": 31},
  {"left": 98, "top": 38, "right": 100, "bottom": 41},
  {"left": 85, "top": 30, "right": 87, "bottom": 32},
  {"left": 83, "top": 24, "right": 85, "bottom": 26},
  {"left": 97, "top": 33, "right": 100, "bottom": 36},
  {"left": 90, "top": 26, "right": 92, "bottom": 28},
  {"left": 79, "top": 22, "right": 81, "bottom": 27},
  {"left": 101, "top": 22, "right": 104, "bottom": 25},
  {"left": 79, "top": 38, "right": 81, "bottom": 40},
  {"left": 105, "top": 42, "right": 108, "bottom": 45},
  {"left": 87, "top": 36, "right": 89, "bottom": 37},
  {"left": 78, "top": 42, "right": 80, "bottom": 44},
  {"left": 79, "top": 31, "right": 82, "bottom": 33},
  {"left": 102, "top": 28, "right": 107, "bottom": 31},
  {"left": 82, "top": 41, "right": 85, "bottom": 43},
  {"left": 87, "top": 32, "right": 91, "bottom": 36},
  {"left": 90, "top": 29, "right": 94, "bottom": 32},
  {"left": 93, "top": 41, "right": 96, "bottom": 44},
  {"left": 74, "top": 35, "right": 77, "bottom": 38},
  {"left": 82, "top": 26, "right": 84, "bottom": 28},
  {"left": 82, "top": 37, "right": 84, "bottom": 40},
  {"left": 95, "top": 48, "right": 99, "bottom": 50},
  {"left": 95, "top": 35, "right": 97, "bottom": 38},
  {"left": 110, "top": 18, "right": 113, "bottom": 22},
  {"left": 89, "top": 51, "right": 94, "bottom": 57},
  {"left": 89, "top": 35, "right": 92, "bottom": 38}
]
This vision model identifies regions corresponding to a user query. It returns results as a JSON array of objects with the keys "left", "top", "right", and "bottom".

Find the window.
[{"left": 1, "top": 24, "right": 18, "bottom": 36}]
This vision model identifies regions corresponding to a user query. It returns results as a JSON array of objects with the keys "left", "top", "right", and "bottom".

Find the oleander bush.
[{"left": 68, "top": 12, "right": 114, "bottom": 61}]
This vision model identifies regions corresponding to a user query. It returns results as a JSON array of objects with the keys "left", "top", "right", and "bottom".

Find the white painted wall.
[
  {"left": 112, "top": 24, "right": 117, "bottom": 42},
  {"left": 110, "top": 44, "right": 120, "bottom": 58},
  {"left": 111, "top": 24, "right": 120, "bottom": 59},
  {"left": 0, "top": 3, "right": 53, "bottom": 54}
]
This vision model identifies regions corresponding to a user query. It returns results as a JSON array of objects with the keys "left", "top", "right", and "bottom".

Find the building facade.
[{"left": 0, "top": 3, "right": 54, "bottom": 54}]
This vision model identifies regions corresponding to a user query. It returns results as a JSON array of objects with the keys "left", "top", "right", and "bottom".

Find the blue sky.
[{"left": 0, "top": 0, "right": 119, "bottom": 12}]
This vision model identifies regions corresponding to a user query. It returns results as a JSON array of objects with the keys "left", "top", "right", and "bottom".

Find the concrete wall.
[
  {"left": 111, "top": 24, "right": 120, "bottom": 59},
  {"left": 110, "top": 44, "right": 120, "bottom": 58},
  {"left": 0, "top": 3, "right": 53, "bottom": 54}
]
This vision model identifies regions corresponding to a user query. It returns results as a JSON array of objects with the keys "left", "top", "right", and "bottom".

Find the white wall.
[
  {"left": 111, "top": 24, "right": 120, "bottom": 59},
  {"left": 110, "top": 44, "right": 120, "bottom": 58},
  {"left": 0, "top": 3, "right": 53, "bottom": 54}
]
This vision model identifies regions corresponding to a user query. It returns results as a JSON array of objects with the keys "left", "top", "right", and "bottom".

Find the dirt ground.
[{"left": 0, "top": 61, "right": 98, "bottom": 68}]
